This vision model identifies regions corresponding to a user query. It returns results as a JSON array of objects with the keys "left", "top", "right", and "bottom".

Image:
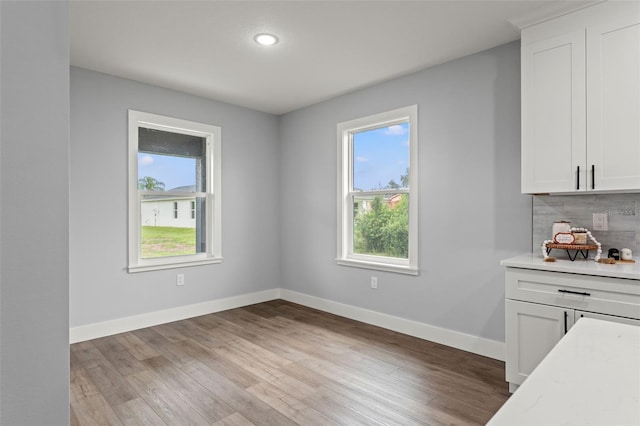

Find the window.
[
  {"left": 337, "top": 105, "right": 418, "bottom": 275},
  {"left": 128, "top": 110, "right": 222, "bottom": 272}
]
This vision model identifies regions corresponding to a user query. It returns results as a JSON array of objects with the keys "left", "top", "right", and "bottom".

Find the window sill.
[
  {"left": 128, "top": 257, "right": 222, "bottom": 273},
  {"left": 336, "top": 258, "right": 419, "bottom": 276}
]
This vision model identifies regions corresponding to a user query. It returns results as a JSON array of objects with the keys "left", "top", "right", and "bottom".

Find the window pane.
[
  {"left": 352, "top": 123, "right": 409, "bottom": 191},
  {"left": 138, "top": 153, "right": 199, "bottom": 192},
  {"left": 140, "top": 194, "right": 206, "bottom": 258},
  {"left": 353, "top": 193, "right": 408, "bottom": 258}
]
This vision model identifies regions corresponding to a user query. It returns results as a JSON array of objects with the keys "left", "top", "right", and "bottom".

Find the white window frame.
[
  {"left": 336, "top": 105, "right": 419, "bottom": 275},
  {"left": 128, "top": 110, "right": 222, "bottom": 273}
]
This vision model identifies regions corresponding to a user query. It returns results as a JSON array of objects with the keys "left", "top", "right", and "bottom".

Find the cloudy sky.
[
  {"left": 353, "top": 122, "right": 409, "bottom": 191},
  {"left": 138, "top": 154, "right": 196, "bottom": 190}
]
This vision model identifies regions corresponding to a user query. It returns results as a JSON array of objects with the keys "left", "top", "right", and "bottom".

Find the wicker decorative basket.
[
  {"left": 542, "top": 227, "right": 601, "bottom": 261},
  {"left": 545, "top": 243, "right": 598, "bottom": 251}
]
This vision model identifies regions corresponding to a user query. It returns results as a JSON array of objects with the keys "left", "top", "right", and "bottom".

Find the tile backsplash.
[{"left": 533, "top": 193, "right": 640, "bottom": 259}]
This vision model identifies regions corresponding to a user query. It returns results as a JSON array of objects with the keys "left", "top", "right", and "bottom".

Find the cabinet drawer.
[{"left": 506, "top": 268, "right": 640, "bottom": 319}]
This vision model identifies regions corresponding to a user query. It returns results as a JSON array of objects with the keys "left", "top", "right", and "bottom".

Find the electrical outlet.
[
  {"left": 370, "top": 276, "right": 378, "bottom": 289},
  {"left": 593, "top": 213, "right": 608, "bottom": 231},
  {"left": 176, "top": 274, "right": 185, "bottom": 286}
]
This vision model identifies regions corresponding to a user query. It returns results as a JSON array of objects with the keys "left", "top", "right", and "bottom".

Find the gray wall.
[
  {"left": 533, "top": 193, "right": 640, "bottom": 257},
  {"left": 1, "top": 1, "right": 70, "bottom": 424},
  {"left": 70, "top": 68, "right": 281, "bottom": 327},
  {"left": 279, "top": 42, "right": 532, "bottom": 342}
]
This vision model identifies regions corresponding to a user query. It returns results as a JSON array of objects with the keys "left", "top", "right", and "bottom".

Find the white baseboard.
[
  {"left": 69, "top": 288, "right": 281, "bottom": 344},
  {"left": 70, "top": 287, "right": 505, "bottom": 361},
  {"left": 280, "top": 289, "right": 505, "bottom": 361}
]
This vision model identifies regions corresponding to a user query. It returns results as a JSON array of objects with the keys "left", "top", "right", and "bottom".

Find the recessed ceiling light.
[{"left": 254, "top": 33, "right": 279, "bottom": 46}]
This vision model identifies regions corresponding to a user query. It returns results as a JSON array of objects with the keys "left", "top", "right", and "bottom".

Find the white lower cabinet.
[
  {"left": 505, "top": 267, "right": 640, "bottom": 392},
  {"left": 506, "top": 300, "right": 573, "bottom": 390}
]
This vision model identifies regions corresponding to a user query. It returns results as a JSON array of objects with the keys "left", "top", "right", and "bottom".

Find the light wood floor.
[{"left": 70, "top": 300, "right": 510, "bottom": 425}]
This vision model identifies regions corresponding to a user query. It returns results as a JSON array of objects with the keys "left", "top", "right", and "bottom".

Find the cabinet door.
[
  {"left": 575, "top": 310, "right": 640, "bottom": 327},
  {"left": 521, "top": 31, "right": 586, "bottom": 193},
  {"left": 587, "top": 17, "right": 640, "bottom": 191},
  {"left": 505, "top": 299, "right": 575, "bottom": 386}
]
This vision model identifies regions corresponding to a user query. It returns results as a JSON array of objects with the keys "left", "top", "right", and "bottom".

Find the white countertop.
[
  {"left": 501, "top": 253, "right": 640, "bottom": 280},
  {"left": 488, "top": 318, "right": 640, "bottom": 426}
]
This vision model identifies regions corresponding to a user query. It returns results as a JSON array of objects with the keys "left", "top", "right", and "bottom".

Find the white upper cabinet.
[
  {"left": 521, "top": 31, "right": 586, "bottom": 193},
  {"left": 520, "top": 1, "right": 640, "bottom": 194},
  {"left": 586, "top": 16, "right": 640, "bottom": 191}
]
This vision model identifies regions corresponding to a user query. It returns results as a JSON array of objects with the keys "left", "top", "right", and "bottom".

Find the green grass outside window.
[{"left": 141, "top": 226, "right": 196, "bottom": 258}]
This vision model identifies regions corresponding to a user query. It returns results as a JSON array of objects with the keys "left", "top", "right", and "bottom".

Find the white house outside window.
[
  {"left": 128, "top": 110, "right": 222, "bottom": 272},
  {"left": 337, "top": 105, "right": 418, "bottom": 275}
]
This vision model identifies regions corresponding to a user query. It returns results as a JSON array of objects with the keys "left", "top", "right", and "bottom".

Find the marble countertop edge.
[{"left": 501, "top": 253, "right": 640, "bottom": 280}]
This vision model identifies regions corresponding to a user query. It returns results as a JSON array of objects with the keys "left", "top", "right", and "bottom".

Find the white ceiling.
[{"left": 69, "top": 0, "right": 588, "bottom": 115}]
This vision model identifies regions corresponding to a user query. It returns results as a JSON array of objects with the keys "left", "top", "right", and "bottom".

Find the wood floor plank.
[
  {"left": 269, "top": 315, "right": 355, "bottom": 354},
  {"left": 213, "top": 343, "right": 309, "bottom": 393},
  {"left": 209, "top": 326, "right": 293, "bottom": 369},
  {"left": 125, "top": 369, "right": 210, "bottom": 426},
  {"left": 214, "top": 307, "right": 267, "bottom": 326},
  {"left": 73, "top": 346, "right": 111, "bottom": 371},
  {"left": 84, "top": 364, "right": 140, "bottom": 407},
  {"left": 177, "top": 318, "right": 226, "bottom": 348},
  {"left": 94, "top": 336, "right": 147, "bottom": 377},
  {"left": 115, "top": 332, "right": 161, "bottom": 361},
  {"left": 131, "top": 327, "right": 198, "bottom": 369},
  {"left": 70, "top": 404, "right": 81, "bottom": 426},
  {"left": 243, "top": 313, "right": 293, "bottom": 333},
  {"left": 427, "top": 394, "right": 500, "bottom": 425},
  {"left": 151, "top": 322, "right": 191, "bottom": 343},
  {"left": 242, "top": 301, "right": 284, "bottom": 318},
  {"left": 70, "top": 368, "right": 101, "bottom": 404},
  {"left": 142, "top": 355, "right": 236, "bottom": 422},
  {"left": 112, "top": 397, "right": 167, "bottom": 426},
  {"left": 295, "top": 355, "right": 437, "bottom": 407},
  {"left": 278, "top": 360, "right": 343, "bottom": 390},
  {"left": 239, "top": 319, "right": 349, "bottom": 362},
  {"left": 189, "top": 312, "right": 238, "bottom": 330},
  {"left": 181, "top": 361, "right": 298, "bottom": 426},
  {"left": 212, "top": 412, "right": 256, "bottom": 426},
  {"left": 72, "top": 346, "right": 140, "bottom": 407},
  {"left": 212, "top": 316, "right": 311, "bottom": 362},
  {"left": 306, "top": 385, "right": 423, "bottom": 426},
  {"left": 390, "top": 361, "right": 510, "bottom": 411},
  {"left": 247, "top": 381, "right": 333, "bottom": 426},
  {"left": 321, "top": 345, "right": 401, "bottom": 376},
  {"left": 70, "top": 350, "right": 83, "bottom": 372},
  {"left": 315, "top": 367, "right": 439, "bottom": 423},
  {"left": 71, "top": 300, "right": 509, "bottom": 425},
  {"left": 71, "top": 394, "right": 124, "bottom": 426},
  {"left": 71, "top": 340, "right": 96, "bottom": 352},
  {"left": 300, "top": 388, "right": 380, "bottom": 426},
  {"left": 178, "top": 338, "right": 261, "bottom": 388},
  {"left": 250, "top": 335, "right": 310, "bottom": 363}
]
